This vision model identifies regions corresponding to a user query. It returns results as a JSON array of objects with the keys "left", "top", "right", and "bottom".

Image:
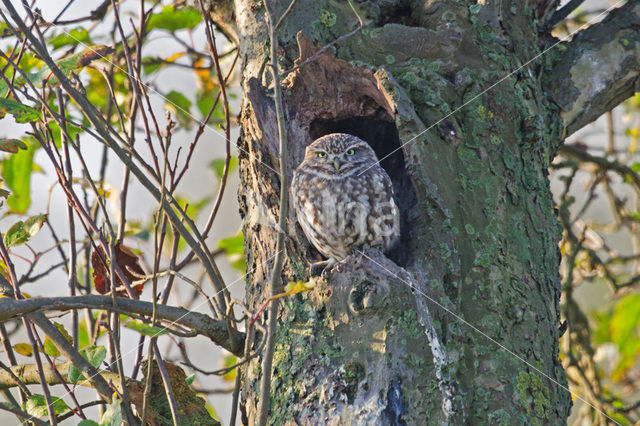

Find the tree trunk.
[{"left": 225, "top": 0, "right": 639, "bottom": 423}]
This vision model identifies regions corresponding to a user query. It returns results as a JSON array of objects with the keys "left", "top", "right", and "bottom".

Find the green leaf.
[
  {"left": 221, "top": 354, "right": 237, "bottom": 382},
  {"left": 48, "top": 120, "right": 84, "bottom": 149},
  {"left": 125, "top": 320, "right": 169, "bottom": 336},
  {"left": 165, "top": 90, "right": 192, "bottom": 128},
  {"left": 185, "top": 373, "right": 195, "bottom": 385},
  {"left": 24, "top": 394, "right": 69, "bottom": 417},
  {"left": 68, "top": 363, "right": 81, "bottom": 383},
  {"left": 1, "top": 140, "right": 38, "bottom": 213},
  {"left": 78, "top": 420, "right": 100, "bottom": 426},
  {"left": 69, "top": 345, "right": 107, "bottom": 383},
  {"left": 99, "top": 397, "right": 122, "bottom": 426},
  {"left": 28, "top": 46, "right": 114, "bottom": 86},
  {"left": 610, "top": 294, "right": 640, "bottom": 347},
  {"left": 41, "top": 322, "right": 72, "bottom": 359},
  {"left": 49, "top": 28, "right": 91, "bottom": 49},
  {"left": 142, "top": 58, "right": 164, "bottom": 75},
  {"left": 0, "top": 138, "right": 28, "bottom": 153},
  {"left": 147, "top": 6, "right": 202, "bottom": 31},
  {"left": 209, "top": 157, "right": 238, "bottom": 180},
  {"left": 218, "top": 232, "right": 245, "bottom": 271},
  {"left": 43, "top": 337, "right": 60, "bottom": 358},
  {"left": 0, "top": 98, "right": 40, "bottom": 123},
  {"left": 3, "top": 221, "right": 30, "bottom": 248},
  {"left": 218, "top": 233, "right": 244, "bottom": 254},
  {"left": 78, "top": 321, "right": 91, "bottom": 349},
  {"left": 83, "top": 345, "right": 107, "bottom": 367},
  {"left": 53, "top": 321, "right": 73, "bottom": 344},
  {"left": 2, "top": 214, "right": 46, "bottom": 247}
]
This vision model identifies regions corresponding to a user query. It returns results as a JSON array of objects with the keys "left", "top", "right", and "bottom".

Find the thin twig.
[{"left": 257, "top": 0, "right": 292, "bottom": 424}]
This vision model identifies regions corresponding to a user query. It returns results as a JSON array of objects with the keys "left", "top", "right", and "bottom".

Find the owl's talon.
[{"left": 309, "top": 258, "right": 337, "bottom": 278}]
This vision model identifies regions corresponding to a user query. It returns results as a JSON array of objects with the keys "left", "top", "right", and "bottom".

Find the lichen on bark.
[{"left": 229, "top": 0, "right": 635, "bottom": 423}]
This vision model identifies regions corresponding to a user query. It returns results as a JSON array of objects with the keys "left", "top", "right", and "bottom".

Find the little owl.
[{"left": 291, "top": 133, "right": 400, "bottom": 272}]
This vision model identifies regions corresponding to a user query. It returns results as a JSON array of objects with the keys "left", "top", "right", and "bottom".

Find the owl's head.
[{"left": 301, "top": 133, "right": 378, "bottom": 176}]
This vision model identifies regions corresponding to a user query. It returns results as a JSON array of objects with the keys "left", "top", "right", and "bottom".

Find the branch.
[
  {"left": 257, "top": 0, "right": 291, "bottom": 424},
  {"left": 0, "top": 362, "right": 127, "bottom": 393},
  {"left": 0, "top": 296, "right": 244, "bottom": 356},
  {"left": 544, "top": 1, "right": 640, "bottom": 137},
  {"left": 558, "top": 144, "right": 640, "bottom": 191},
  {"left": 195, "top": 0, "right": 238, "bottom": 45},
  {"left": 544, "top": 0, "right": 586, "bottom": 29}
]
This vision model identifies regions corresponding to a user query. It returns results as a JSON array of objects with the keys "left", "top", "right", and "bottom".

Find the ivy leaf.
[
  {"left": 99, "top": 397, "right": 122, "bottom": 426},
  {"left": 1, "top": 140, "right": 38, "bottom": 213},
  {"left": 78, "top": 421, "right": 100, "bottom": 426},
  {"left": 147, "top": 6, "right": 202, "bottom": 31},
  {"left": 68, "top": 345, "right": 107, "bottom": 384},
  {"left": 185, "top": 373, "right": 195, "bottom": 385},
  {"left": 125, "top": 320, "right": 169, "bottom": 336},
  {"left": 24, "top": 394, "right": 69, "bottom": 417},
  {"left": 209, "top": 157, "right": 238, "bottom": 180},
  {"left": 83, "top": 345, "right": 107, "bottom": 368},
  {"left": 0, "top": 98, "right": 40, "bottom": 123}
]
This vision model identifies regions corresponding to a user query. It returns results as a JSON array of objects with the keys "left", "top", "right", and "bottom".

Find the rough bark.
[
  {"left": 545, "top": 0, "right": 640, "bottom": 137},
  {"left": 229, "top": 0, "right": 635, "bottom": 423}
]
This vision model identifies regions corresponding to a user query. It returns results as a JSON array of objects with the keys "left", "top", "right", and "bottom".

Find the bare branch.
[
  {"left": 0, "top": 361, "right": 128, "bottom": 393},
  {"left": 0, "top": 295, "right": 245, "bottom": 356}
]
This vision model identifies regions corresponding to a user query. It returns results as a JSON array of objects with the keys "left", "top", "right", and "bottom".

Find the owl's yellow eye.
[
  {"left": 317, "top": 152, "right": 327, "bottom": 158},
  {"left": 345, "top": 149, "right": 355, "bottom": 156}
]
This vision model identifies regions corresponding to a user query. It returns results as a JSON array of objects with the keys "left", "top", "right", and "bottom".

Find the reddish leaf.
[
  {"left": 76, "top": 45, "right": 115, "bottom": 68},
  {"left": 91, "top": 242, "right": 145, "bottom": 299}
]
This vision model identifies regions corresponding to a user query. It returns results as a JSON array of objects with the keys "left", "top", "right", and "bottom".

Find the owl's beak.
[{"left": 333, "top": 158, "right": 341, "bottom": 170}]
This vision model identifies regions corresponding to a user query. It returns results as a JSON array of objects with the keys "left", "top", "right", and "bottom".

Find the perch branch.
[
  {"left": 0, "top": 361, "right": 128, "bottom": 393},
  {"left": 0, "top": 295, "right": 244, "bottom": 356}
]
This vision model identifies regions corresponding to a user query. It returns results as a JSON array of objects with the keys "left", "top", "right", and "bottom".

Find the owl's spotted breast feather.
[{"left": 291, "top": 133, "right": 400, "bottom": 261}]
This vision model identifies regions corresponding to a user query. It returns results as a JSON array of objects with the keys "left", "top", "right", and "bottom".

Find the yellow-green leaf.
[
  {"left": 24, "top": 394, "right": 69, "bottom": 417},
  {"left": 125, "top": 320, "right": 169, "bottom": 337},
  {"left": 284, "top": 280, "right": 315, "bottom": 294},
  {"left": 147, "top": 6, "right": 202, "bottom": 31},
  {"left": 221, "top": 354, "right": 237, "bottom": 382},
  {"left": 13, "top": 343, "right": 33, "bottom": 356},
  {"left": 43, "top": 337, "right": 60, "bottom": 358},
  {"left": 23, "top": 214, "right": 47, "bottom": 237},
  {"left": 3, "top": 221, "right": 30, "bottom": 248},
  {"left": 1, "top": 139, "right": 38, "bottom": 213}
]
